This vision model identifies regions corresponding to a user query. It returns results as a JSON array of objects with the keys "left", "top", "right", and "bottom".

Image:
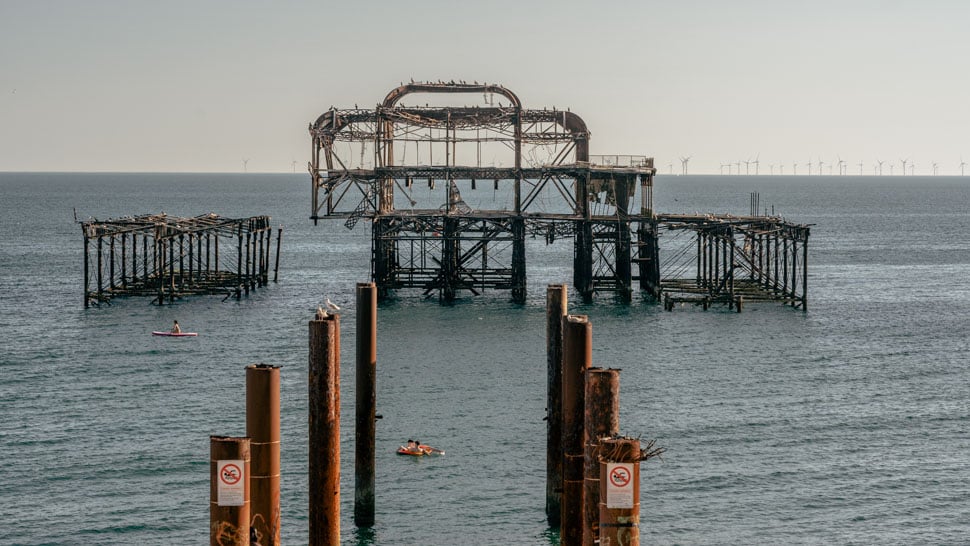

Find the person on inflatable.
[{"left": 171, "top": 320, "right": 182, "bottom": 334}]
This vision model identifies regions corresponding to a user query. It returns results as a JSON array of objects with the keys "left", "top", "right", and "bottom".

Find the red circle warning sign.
[
  {"left": 220, "top": 463, "right": 242, "bottom": 485},
  {"left": 609, "top": 466, "right": 631, "bottom": 488}
]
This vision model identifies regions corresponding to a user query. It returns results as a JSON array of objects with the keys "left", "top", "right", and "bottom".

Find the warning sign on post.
[
  {"left": 217, "top": 460, "right": 245, "bottom": 506},
  {"left": 606, "top": 462, "right": 634, "bottom": 509}
]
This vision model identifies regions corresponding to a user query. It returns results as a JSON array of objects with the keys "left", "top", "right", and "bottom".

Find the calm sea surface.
[{"left": 1, "top": 173, "right": 968, "bottom": 544}]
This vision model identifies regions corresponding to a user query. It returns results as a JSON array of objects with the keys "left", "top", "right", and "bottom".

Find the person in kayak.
[{"left": 171, "top": 320, "right": 182, "bottom": 334}]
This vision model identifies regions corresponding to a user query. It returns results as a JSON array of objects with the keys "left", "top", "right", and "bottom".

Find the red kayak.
[{"left": 152, "top": 331, "right": 198, "bottom": 337}]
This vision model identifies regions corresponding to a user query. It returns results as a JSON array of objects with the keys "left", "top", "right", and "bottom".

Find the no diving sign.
[
  {"left": 606, "top": 462, "right": 635, "bottom": 509},
  {"left": 217, "top": 460, "right": 245, "bottom": 506}
]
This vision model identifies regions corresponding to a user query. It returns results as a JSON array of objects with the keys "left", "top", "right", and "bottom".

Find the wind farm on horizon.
[{"left": 662, "top": 155, "right": 969, "bottom": 177}]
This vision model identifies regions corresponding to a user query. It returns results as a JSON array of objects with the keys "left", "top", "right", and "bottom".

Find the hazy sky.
[{"left": 2, "top": 0, "right": 968, "bottom": 174}]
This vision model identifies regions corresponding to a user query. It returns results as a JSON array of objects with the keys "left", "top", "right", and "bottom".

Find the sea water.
[{"left": 1, "top": 173, "right": 968, "bottom": 544}]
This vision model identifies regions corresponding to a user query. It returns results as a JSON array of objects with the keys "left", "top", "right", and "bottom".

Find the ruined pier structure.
[
  {"left": 82, "top": 213, "right": 279, "bottom": 307},
  {"left": 309, "top": 82, "right": 810, "bottom": 308}
]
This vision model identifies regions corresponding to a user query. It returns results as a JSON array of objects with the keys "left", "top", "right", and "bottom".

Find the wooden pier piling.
[
  {"left": 246, "top": 364, "right": 281, "bottom": 546},
  {"left": 561, "top": 314, "right": 592, "bottom": 545},
  {"left": 583, "top": 368, "right": 620, "bottom": 546},
  {"left": 210, "top": 436, "right": 251, "bottom": 546},
  {"left": 308, "top": 313, "right": 341, "bottom": 545},
  {"left": 355, "top": 282, "right": 378, "bottom": 528},
  {"left": 545, "top": 284, "right": 568, "bottom": 527}
]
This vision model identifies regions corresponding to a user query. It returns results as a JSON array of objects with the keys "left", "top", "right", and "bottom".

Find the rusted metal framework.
[
  {"left": 655, "top": 214, "right": 811, "bottom": 311},
  {"left": 81, "top": 213, "right": 276, "bottom": 306},
  {"left": 309, "top": 82, "right": 810, "bottom": 308}
]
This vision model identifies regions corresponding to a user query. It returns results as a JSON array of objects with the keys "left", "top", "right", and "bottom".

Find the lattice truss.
[
  {"left": 309, "top": 82, "right": 652, "bottom": 224},
  {"left": 652, "top": 217, "right": 811, "bottom": 303}
]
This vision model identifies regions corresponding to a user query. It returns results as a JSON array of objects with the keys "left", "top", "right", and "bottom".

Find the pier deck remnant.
[
  {"left": 81, "top": 213, "right": 277, "bottom": 306},
  {"left": 309, "top": 82, "right": 809, "bottom": 308}
]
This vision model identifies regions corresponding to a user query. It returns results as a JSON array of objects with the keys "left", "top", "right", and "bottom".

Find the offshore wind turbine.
[
  {"left": 679, "top": 156, "right": 691, "bottom": 175},
  {"left": 792, "top": 162, "right": 798, "bottom": 176},
  {"left": 900, "top": 158, "right": 908, "bottom": 176},
  {"left": 858, "top": 161, "right": 864, "bottom": 175},
  {"left": 932, "top": 162, "right": 939, "bottom": 176},
  {"left": 753, "top": 153, "right": 760, "bottom": 175},
  {"left": 876, "top": 159, "right": 884, "bottom": 176},
  {"left": 960, "top": 157, "right": 967, "bottom": 176},
  {"left": 806, "top": 160, "right": 812, "bottom": 176},
  {"left": 837, "top": 155, "right": 846, "bottom": 175}
]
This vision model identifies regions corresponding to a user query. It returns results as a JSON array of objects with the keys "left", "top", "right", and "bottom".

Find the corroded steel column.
[
  {"left": 599, "top": 437, "right": 642, "bottom": 546},
  {"left": 583, "top": 368, "right": 620, "bottom": 546},
  {"left": 511, "top": 217, "right": 527, "bottom": 304},
  {"left": 546, "top": 284, "right": 568, "bottom": 527},
  {"left": 246, "top": 364, "right": 281, "bottom": 546},
  {"left": 309, "top": 313, "right": 340, "bottom": 545},
  {"left": 355, "top": 282, "right": 377, "bottom": 527},
  {"left": 561, "top": 314, "right": 592, "bottom": 545},
  {"left": 210, "top": 436, "right": 251, "bottom": 546}
]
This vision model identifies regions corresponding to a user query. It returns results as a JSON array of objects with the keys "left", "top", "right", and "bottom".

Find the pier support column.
[
  {"left": 309, "top": 313, "right": 341, "bottom": 545},
  {"left": 210, "top": 436, "right": 251, "bottom": 546},
  {"left": 637, "top": 222, "right": 660, "bottom": 299},
  {"left": 246, "top": 364, "right": 281, "bottom": 546},
  {"left": 546, "top": 284, "right": 568, "bottom": 527},
  {"left": 511, "top": 217, "right": 527, "bottom": 304},
  {"left": 561, "top": 315, "right": 592, "bottom": 545},
  {"left": 355, "top": 282, "right": 377, "bottom": 527},
  {"left": 372, "top": 218, "right": 395, "bottom": 302},
  {"left": 599, "top": 437, "right": 642, "bottom": 546},
  {"left": 583, "top": 368, "right": 620, "bottom": 546},
  {"left": 574, "top": 222, "right": 594, "bottom": 303},
  {"left": 441, "top": 217, "right": 460, "bottom": 302}
]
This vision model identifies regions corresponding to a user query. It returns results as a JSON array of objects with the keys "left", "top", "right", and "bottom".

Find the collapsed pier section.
[{"left": 81, "top": 213, "right": 279, "bottom": 307}]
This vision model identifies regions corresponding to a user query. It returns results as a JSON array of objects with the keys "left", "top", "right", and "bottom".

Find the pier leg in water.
[
  {"left": 583, "top": 368, "right": 620, "bottom": 546},
  {"left": 210, "top": 436, "right": 251, "bottom": 546},
  {"left": 246, "top": 364, "right": 281, "bottom": 546},
  {"left": 309, "top": 312, "right": 340, "bottom": 545},
  {"left": 546, "top": 284, "right": 568, "bottom": 527},
  {"left": 355, "top": 282, "right": 377, "bottom": 527},
  {"left": 561, "top": 315, "right": 592, "bottom": 545}
]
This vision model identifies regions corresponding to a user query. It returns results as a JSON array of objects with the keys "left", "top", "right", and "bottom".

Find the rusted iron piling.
[
  {"left": 583, "top": 368, "right": 620, "bottom": 546},
  {"left": 561, "top": 314, "right": 592, "bottom": 545},
  {"left": 210, "top": 436, "right": 251, "bottom": 546},
  {"left": 599, "top": 437, "right": 643, "bottom": 546},
  {"left": 355, "top": 282, "right": 378, "bottom": 527},
  {"left": 308, "top": 312, "right": 341, "bottom": 545},
  {"left": 546, "top": 284, "right": 568, "bottom": 527},
  {"left": 246, "top": 364, "right": 281, "bottom": 546}
]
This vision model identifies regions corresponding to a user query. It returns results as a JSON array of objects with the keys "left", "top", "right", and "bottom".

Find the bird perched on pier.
[{"left": 325, "top": 298, "right": 340, "bottom": 313}]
